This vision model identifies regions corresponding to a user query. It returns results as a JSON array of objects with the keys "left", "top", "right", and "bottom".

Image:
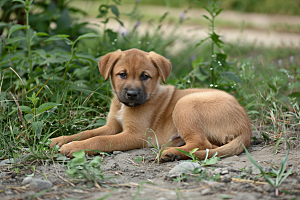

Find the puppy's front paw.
[
  {"left": 49, "top": 136, "right": 68, "bottom": 148},
  {"left": 59, "top": 141, "right": 97, "bottom": 158},
  {"left": 59, "top": 142, "right": 82, "bottom": 158}
]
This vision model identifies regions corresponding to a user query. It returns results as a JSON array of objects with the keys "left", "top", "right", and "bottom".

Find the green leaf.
[
  {"left": 159, "top": 12, "right": 169, "bottom": 23},
  {"left": 37, "top": 103, "right": 61, "bottom": 114},
  {"left": 190, "top": 148, "right": 199, "bottom": 154},
  {"left": 98, "top": 4, "right": 109, "bottom": 17},
  {"left": 32, "top": 49, "right": 47, "bottom": 59},
  {"left": 277, "top": 149, "right": 290, "bottom": 182},
  {"left": 72, "top": 150, "right": 86, "bottom": 159},
  {"left": 204, "top": 156, "right": 218, "bottom": 166},
  {"left": 40, "top": 55, "right": 71, "bottom": 65},
  {"left": 8, "top": 24, "right": 27, "bottom": 38},
  {"left": 243, "top": 145, "right": 263, "bottom": 173},
  {"left": 34, "top": 32, "right": 50, "bottom": 37},
  {"left": 0, "top": 22, "right": 8, "bottom": 28},
  {"left": 53, "top": 66, "right": 65, "bottom": 73},
  {"left": 109, "top": 5, "right": 119, "bottom": 18},
  {"left": 25, "top": 114, "right": 34, "bottom": 122},
  {"left": 215, "top": 8, "right": 223, "bottom": 16},
  {"left": 74, "top": 33, "right": 100, "bottom": 44},
  {"left": 195, "top": 36, "right": 210, "bottom": 47},
  {"left": 75, "top": 52, "right": 98, "bottom": 63},
  {"left": 268, "top": 82, "right": 277, "bottom": 93},
  {"left": 112, "top": 16, "right": 124, "bottom": 27},
  {"left": 90, "top": 156, "right": 103, "bottom": 167},
  {"left": 69, "top": 153, "right": 86, "bottom": 166},
  {"left": 202, "top": 15, "right": 211, "bottom": 21},
  {"left": 175, "top": 148, "right": 193, "bottom": 159},
  {"left": 220, "top": 71, "right": 243, "bottom": 83},
  {"left": 66, "top": 169, "right": 76, "bottom": 176},
  {"left": 19, "top": 106, "right": 33, "bottom": 114},
  {"left": 288, "top": 92, "right": 300, "bottom": 101},
  {"left": 278, "top": 167, "right": 293, "bottom": 185},
  {"left": 134, "top": 156, "right": 143, "bottom": 162},
  {"left": 105, "top": 29, "right": 117, "bottom": 42},
  {"left": 12, "top": 0, "right": 26, "bottom": 5},
  {"left": 5, "top": 37, "right": 26, "bottom": 44},
  {"left": 210, "top": 32, "right": 225, "bottom": 48},
  {"left": 32, "top": 121, "right": 43, "bottom": 139},
  {"left": 43, "top": 34, "right": 70, "bottom": 42}
]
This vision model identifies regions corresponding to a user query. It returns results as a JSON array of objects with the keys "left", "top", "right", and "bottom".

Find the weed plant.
[
  {"left": 66, "top": 150, "right": 107, "bottom": 184},
  {"left": 243, "top": 144, "right": 293, "bottom": 196}
]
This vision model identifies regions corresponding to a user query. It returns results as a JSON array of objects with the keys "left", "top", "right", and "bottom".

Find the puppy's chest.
[{"left": 115, "top": 105, "right": 124, "bottom": 126}]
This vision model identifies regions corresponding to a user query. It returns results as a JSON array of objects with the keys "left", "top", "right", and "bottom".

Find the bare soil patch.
[{"left": 1, "top": 131, "right": 300, "bottom": 200}]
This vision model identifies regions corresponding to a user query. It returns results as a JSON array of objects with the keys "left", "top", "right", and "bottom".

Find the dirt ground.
[{"left": 0, "top": 130, "right": 300, "bottom": 200}]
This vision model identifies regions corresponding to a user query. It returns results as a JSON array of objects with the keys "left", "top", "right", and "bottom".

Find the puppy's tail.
[{"left": 193, "top": 132, "right": 252, "bottom": 160}]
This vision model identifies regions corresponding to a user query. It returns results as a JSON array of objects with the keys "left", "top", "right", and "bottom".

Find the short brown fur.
[{"left": 50, "top": 49, "right": 252, "bottom": 161}]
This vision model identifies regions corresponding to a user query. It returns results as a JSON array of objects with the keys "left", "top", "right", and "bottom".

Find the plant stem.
[
  {"left": 64, "top": 42, "right": 75, "bottom": 80},
  {"left": 25, "top": 8, "right": 32, "bottom": 77},
  {"left": 101, "top": 0, "right": 109, "bottom": 53},
  {"left": 211, "top": 13, "right": 215, "bottom": 86}
]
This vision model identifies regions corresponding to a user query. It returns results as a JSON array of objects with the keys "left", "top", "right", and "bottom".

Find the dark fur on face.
[{"left": 117, "top": 86, "right": 148, "bottom": 107}]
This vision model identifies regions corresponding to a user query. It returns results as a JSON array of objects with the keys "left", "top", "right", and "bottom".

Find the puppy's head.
[{"left": 98, "top": 49, "right": 172, "bottom": 107}]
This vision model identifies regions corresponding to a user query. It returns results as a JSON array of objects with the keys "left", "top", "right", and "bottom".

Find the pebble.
[
  {"left": 22, "top": 177, "right": 53, "bottom": 190},
  {"left": 224, "top": 161, "right": 235, "bottom": 165},
  {"left": 156, "top": 198, "right": 167, "bottom": 200},
  {"left": 0, "top": 158, "right": 14, "bottom": 167},
  {"left": 169, "top": 162, "right": 203, "bottom": 174},
  {"left": 113, "top": 151, "right": 122, "bottom": 155},
  {"left": 201, "top": 188, "right": 212, "bottom": 195},
  {"left": 22, "top": 177, "right": 33, "bottom": 185},
  {"left": 221, "top": 175, "right": 232, "bottom": 183},
  {"left": 202, "top": 180, "right": 217, "bottom": 185},
  {"left": 166, "top": 162, "right": 204, "bottom": 180},
  {"left": 213, "top": 168, "right": 221, "bottom": 175},
  {"left": 230, "top": 168, "right": 242, "bottom": 173},
  {"left": 221, "top": 169, "right": 229, "bottom": 175},
  {"left": 0, "top": 172, "right": 8, "bottom": 178}
]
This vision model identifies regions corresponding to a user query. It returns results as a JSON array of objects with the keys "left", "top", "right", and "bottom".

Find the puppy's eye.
[
  {"left": 141, "top": 74, "right": 150, "bottom": 81},
  {"left": 118, "top": 72, "right": 127, "bottom": 79}
]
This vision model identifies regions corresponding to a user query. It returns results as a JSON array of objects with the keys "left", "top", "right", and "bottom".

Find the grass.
[
  {"left": 0, "top": 0, "right": 299, "bottom": 194},
  {"left": 243, "top": 144, "right": 293, "bottom": 196}
]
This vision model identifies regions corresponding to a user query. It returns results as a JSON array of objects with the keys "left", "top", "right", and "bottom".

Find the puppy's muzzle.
[{"left": 126, "top": 90, "right": 139, "bottom": 100}]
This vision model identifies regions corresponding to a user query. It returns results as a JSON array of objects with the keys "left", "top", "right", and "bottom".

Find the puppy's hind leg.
[{"left": 161, "top": 96, "right": 214, "bottom": 162}]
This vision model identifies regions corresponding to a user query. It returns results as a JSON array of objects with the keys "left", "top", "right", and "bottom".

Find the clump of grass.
[
  {"left": 243, "top": 144, "right": 293, "bottom": 196},
  {"left": 175, "top": 148, "right": 219, "bottom": 166},
  {"left": 142, "top": 128, "right": 167, "bottom": 164},
  {"left": 66, "top": 150, "right": 108, "bottom": 184}
]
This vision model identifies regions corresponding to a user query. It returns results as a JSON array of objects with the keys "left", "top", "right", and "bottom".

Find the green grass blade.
[
  {"left": 243, "top": 144, "right": 264, "bottom": 173},
  {"left": 278, "top": 149, "right": 290, "bottom": 177},
  {"left": 278, "top": 167, "right": 293, "bottom": 186}
]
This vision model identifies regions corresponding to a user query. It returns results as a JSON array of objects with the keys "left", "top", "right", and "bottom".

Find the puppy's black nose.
[{"left": 126, "top": 90, "right": 139, "bottom": 100}]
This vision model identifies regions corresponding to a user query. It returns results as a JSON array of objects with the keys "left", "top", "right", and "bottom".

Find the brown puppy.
[{"left": 50, "top": 48, "right": 252, "bottom": 161}]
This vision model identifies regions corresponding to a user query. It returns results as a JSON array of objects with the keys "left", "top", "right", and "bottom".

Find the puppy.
[{"left": 50, "top": 48, "right": 252, "bottom": 161}]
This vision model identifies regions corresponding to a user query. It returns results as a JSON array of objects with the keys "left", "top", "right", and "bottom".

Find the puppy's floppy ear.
[
  {"left": 149, "top": 51, "right": 172, "bottom": 84},
  {"left": 98, "top": 49, "right": 122, "bottom": 81}
]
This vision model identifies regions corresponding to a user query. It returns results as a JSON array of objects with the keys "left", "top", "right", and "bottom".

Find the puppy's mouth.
[
  {"left": 117, "top": 88, "right": 148, "bottom": 107},
  {"left": 122, "top": 102, "right": 141, "bottom": 107}
]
